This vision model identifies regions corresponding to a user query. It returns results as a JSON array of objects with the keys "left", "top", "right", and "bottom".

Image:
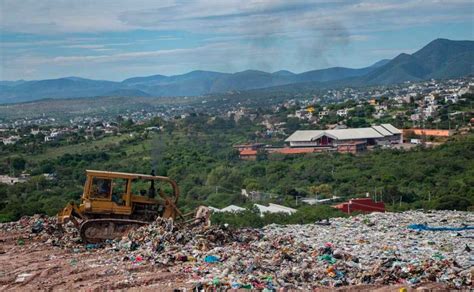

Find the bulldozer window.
[
  {"left": 91, "top": 178, "right": 112, "bottom": 199},
  {"left": 111, "top": 178, "right": 127, "bottom": 205},
  {"left": 131, "top": 178, "right": 173, "bottom": 199},
  {"left": 131, "top": 179, "right": 150, "bottom": 196}
]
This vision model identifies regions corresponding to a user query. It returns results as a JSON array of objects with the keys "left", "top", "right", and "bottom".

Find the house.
[
  {"left": 208, "top": 206, "right": 222, "bottom": 212},
  {"left": 333, "top": 198, "right": 385, "bottom": 214},
  {"left": 234, "top": 143, "right": 265, "bottom": 160},
  {"left": 318, "top": 110, "right": 329, "bottom": 118},
  {"left": 0, "top": 174, "right": 29, "bottom": 185},
  {"left": 220, "top": 205, "right": 246, "bottom": 213},
  {"left": 233, "top": 143, "right": 265, "bottom": 151},
  {"left": 145, "top": 126, "right": 161, "bottom": 132},
  {"left": 254, "top": 203, "right": 297, "bottom": 216},
  {"left": 239, "top": 149, "right": 257, "bottom": 160},
  {"left": 301, "top": 196, "right": 341, "bottom": 205},
  {"left": 444, "top": 94, "right": 459, "bottom": 103},
  {"left": 295, "top": 109, "right": 313, "bottom": 120},
  {"left": 30, "top": 129, "right": 40, "bottom": 135},
  {"left": 241, "top": 189, "right": 264, "bottom": 201},
  {"left": 424, "top": 94, "right": 437, "bottom": 104},
  {"left": 43, "top": 173, "right": 56, "bottom": 181},
  {"left": 44, "top": 131, "right": 64, "bottom": 142},
  {"left": 336, "top": 109, "right": 349, "bottom": 117},
  {"left": 410, "top": 114, "right": 421, "bottom": 121},
  {"left": 2, "top": 136, "right": 20, "bottom": 145},
  {"left": 423, "top": 105, "right": 437, "bottom": 117}
]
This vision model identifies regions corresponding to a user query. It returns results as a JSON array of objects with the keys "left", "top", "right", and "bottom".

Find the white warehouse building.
[{"left": 285, "top": 124, "right": 402, "bottom": 150}]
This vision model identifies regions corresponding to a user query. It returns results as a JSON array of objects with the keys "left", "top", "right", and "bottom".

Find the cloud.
[
  {"left": 1, "top": 0, "right": 472, "bottom": 80},
  {"left": 62, "top": 44, "right": 107, "bottom": 49},
  {"left": 1, "top": 0, "right": 471, "bottom": 35}
]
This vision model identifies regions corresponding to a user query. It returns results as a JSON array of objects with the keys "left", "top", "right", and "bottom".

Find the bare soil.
[{"left": 0, "top": 230, "right": 192, "bottom": 291}]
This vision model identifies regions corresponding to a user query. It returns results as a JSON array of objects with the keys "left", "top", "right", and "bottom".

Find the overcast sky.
[{"left": 0, "top": 0, "right": 473, "bottom": 81}]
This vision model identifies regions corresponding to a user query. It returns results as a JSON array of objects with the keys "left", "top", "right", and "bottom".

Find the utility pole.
[
  {"left": 448, "top": 106, "right": 451, "bottom": 130},
  {"left": 295, "top": 196, "right": 301, "bottom": 206}
]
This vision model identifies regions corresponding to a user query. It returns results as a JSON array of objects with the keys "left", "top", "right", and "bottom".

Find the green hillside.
[{"left": 1, "top": 118, "right": 472, "bottom": 222}]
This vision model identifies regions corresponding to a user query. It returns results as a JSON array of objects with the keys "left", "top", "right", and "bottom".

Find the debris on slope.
[
  {"left": 0, "top": 214, "right": 80, "bottom": 248},
  {"left": 1, "top": 210, "right": 473, "bottom": 290},
  {"left": 114, "top": 211, "right": 473, "bottom": 290}
]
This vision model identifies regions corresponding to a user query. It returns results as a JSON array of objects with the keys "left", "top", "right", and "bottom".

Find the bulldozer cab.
[
  {"left": 82, "top": 170, "right": 180, "bottom": 217},
  {"left": 58, "top": 170, "right": 182, "bottom": 226},
  {"left": 88, "top": 176, "right": 128, "bottom": 205}
]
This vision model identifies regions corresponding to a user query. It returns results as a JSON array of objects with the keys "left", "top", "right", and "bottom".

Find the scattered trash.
[
  {"left": 318, "top": 254, "right": 337, "bottom": 264},
  {"left": 31, "top": 220, "right": 44, "bottom": 234},
  {"left": 408, "top": 223, "right": 474, "bottom": 231},
  {"left": 86, "top": 243, "right": 101, "bottom": 250},
  {"left": 1, "top": 210, "right": 473, "bottom": 289},
  {"left": 15, "top": 273, "right": 33, "bottom": 283},
  {"left": 134, "top": 255, "right": 143, "bottom": 263},
  {"left": 110, "top": 210, "right": 473, "bottom": 289},
  {"left": 204, "top": 255, "right": 219, "bottom": 263}
]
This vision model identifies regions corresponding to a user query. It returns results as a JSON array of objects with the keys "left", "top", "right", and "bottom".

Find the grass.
[{"left": 31, "top": 135, "right": 130, "bottom": 162}]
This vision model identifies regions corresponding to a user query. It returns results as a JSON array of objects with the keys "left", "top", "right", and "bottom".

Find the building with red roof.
[
  {"left": 239, "top": 149, "right": 257, "bottom": 160},
  {"left": 333, "top": 198, "right": 385, "bottom": 214}
]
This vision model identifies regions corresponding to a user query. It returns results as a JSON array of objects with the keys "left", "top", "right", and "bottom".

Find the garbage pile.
[
  {"left": 0, "top": 214, "right": 80, "bottom": 247},
  {"left": 113, "top": 217, "right": 262, "bottom": 265},
  {"left": 114, "top": 210, "right": 473, "bottom": 290},
  {"left": 1, "top": 210, "right": 472, "bottom": 290}
]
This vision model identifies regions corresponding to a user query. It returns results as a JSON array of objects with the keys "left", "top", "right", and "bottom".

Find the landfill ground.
[
  {"left": 0, "top": 210, "right": 472, "bottom": 291},
  {"left": 0, "top": 233, "right": 191, "bottom": 291}
]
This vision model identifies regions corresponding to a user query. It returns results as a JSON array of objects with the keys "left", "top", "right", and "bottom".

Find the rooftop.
[
  {"left": 285, "top": 124, "right": 401, "bottom": 142},
  {"left": 239, "top": 149, "right": 257, "bottom": 156},
  {"left": 273, "top": 148, "right": 315, "bottom": 154}
]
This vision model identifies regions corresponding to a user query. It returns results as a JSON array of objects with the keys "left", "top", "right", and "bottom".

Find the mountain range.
[{"left": 0, "top": 38, "right": 472, "bottom": 104}]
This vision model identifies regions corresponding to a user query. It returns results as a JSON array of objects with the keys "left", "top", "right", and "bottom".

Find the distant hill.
[
  {"left": 100, "top": 88, "right": 151, "bottom": 97},
  {"left": 358, "top": 39, "right": 474, "bottom": 85},
  {"left": 272, "top": 70, "right": 296, "bottom": 77},
  {"left": 0, "top": 77, "right": 120, "bottom": 103},
  {"left": 1, "top": 39, "right": 472, "bottom": 103},
  {"left": 258, "top": 39, "right": 474, "bottom": 92}
]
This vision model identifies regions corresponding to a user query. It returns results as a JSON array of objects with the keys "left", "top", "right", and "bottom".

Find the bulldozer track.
[{"left": 80, "top": 219, "right": 149, "bottom": 243}]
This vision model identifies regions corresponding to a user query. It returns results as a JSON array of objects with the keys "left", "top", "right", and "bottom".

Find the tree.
[
  {"left": 250, "top": 165, "right": 266, "bottom": 177},
  {"left": 436, "top": 196, "right": 472, "bottom": 211},
  {"left": 10, "top": 157, "right": 26, "bottom": 175},
  {"left": 309, "top": 184, "right": 332, "bottom": 198},
  {"left": 286, "top": 117, "right": 301, "bottom": 133},
  {"left": 256, "top": 149, "right": 268, "bottom": 161}
]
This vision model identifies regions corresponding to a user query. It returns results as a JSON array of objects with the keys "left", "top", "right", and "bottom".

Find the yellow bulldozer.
[{"left": 58, "top": 170, "right": 209, "bottom": 243}]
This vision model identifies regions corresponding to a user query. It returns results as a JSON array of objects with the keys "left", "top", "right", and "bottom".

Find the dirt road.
[{"left": 0, "top": 231, "right": 192, "bottom": 291}]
